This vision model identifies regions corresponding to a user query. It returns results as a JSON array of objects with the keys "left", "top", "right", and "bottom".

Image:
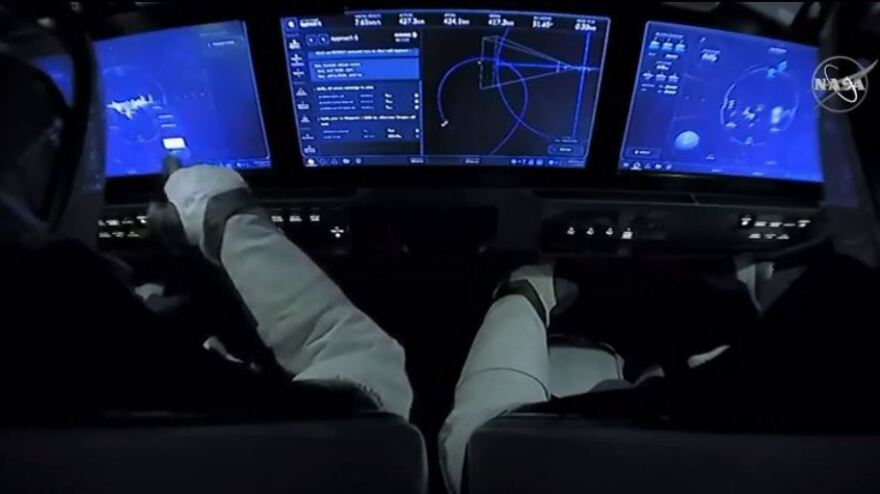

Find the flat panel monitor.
[
  {"left": 619, "top": 21, "right": 822, "bottom": 183},
  {"left": 281, "top": 11, "right": 610, "bottom": 168},
  {"left": 97, "top": 21, "right": 270, "bottom": 177}
]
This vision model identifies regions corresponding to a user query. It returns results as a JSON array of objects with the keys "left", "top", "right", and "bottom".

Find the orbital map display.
[
  {"left": 619, "top": 22, "right": 822, "bottom": 183},
  {"left": 282, "top": 11, "right": 609, "bottom": 167},
  {"left": 97, "top": 21, "right": 270, "bottom": 177}
]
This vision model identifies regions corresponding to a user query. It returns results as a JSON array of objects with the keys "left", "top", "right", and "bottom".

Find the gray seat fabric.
[
  {"left": 466, "top": 415, "right": 880, "bottom": 494},
  {"left": 1, "top": 416, "right": 427, "bottom": 494}
]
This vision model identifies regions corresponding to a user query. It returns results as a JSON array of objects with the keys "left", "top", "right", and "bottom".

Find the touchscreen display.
[
  {"left": 619, "top": 21, "right": 821, "bottom": 183},
  {"left": 282, "top": 11, "right": 610, "bottom": 168},
  {"left": 97, "top": 21, "right": 270, "bottom": 177}
]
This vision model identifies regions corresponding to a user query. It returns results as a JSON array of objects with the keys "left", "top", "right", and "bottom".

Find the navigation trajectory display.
[
  {"left": 98, "top": 21, "right": 270, "bottom": 177},
  {"left": 620, "top": 22, "right": 822, "bottom": 183},
  {"left": 282, "top": 11, "right": 610, "bottom": 168}
]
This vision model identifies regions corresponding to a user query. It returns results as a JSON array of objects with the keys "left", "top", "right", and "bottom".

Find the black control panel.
[
  {"left": 99, "top": 190, "right": 822, "bottom": 259},
  {"left": 542, "top": 204, "right": 819, "bottom": 255},
  {"left": 264, "top": 203, "right": 352, "bottom": 255},
  {"left": 98, "top": 202, "right": 353, "bottom": 256}
]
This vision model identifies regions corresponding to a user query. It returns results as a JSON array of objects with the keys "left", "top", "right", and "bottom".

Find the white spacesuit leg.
[{"left": 439, "top": 287, "right": 554, "bottom": 494}]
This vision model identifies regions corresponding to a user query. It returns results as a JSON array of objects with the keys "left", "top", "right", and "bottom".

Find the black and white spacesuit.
[{"left": 0, "top": 6, "right": 411, "bottom": 422}]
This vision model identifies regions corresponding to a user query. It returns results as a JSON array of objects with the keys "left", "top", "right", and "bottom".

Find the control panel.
[
  {"left": 99, "top": 203, "right": 353, "bottom": 255},
  {"left": 543, "top": 205, "right": 818, "bottom": 254},
  {"left": 90, "top": 10, "right": 828, "bottom": 264},
  {"left": 264, "top": 204, "right": 352, "bottom": 255},
  {"left": 99, "top": 192, "right": 822, "bottom": 258}
]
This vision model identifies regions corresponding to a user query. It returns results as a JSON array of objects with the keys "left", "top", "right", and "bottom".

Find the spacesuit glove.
[{"left": 161, "top": 165, "right": 264, "bottom": 262}]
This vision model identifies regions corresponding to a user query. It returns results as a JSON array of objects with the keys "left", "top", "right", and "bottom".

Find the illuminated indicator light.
[{"left": 162, "top": 137, "right": 187, "bottom": 150}]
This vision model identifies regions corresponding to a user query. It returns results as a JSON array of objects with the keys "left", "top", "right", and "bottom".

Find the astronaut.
[
  {"left": 439, "top": 255, "right": 880, "bottom": 494},
  {"left": 0, "top": 7, "right": 411, "bottom": 421},
  {"left": 436, "top": 261, "right": 801, "bottom": 494}
]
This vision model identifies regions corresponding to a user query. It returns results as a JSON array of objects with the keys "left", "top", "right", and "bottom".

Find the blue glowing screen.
[
  {"left": 282, "top": 11, "right": 610, "bottom": 168},
  {"left": 620, "top": 22, "right": 822, "bottom": 183},
  {"left": 96, "top": 21, "right": 270, "bottom": 177}
]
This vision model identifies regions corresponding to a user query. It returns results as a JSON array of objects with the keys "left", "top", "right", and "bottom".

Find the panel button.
[
  {"left": 329, "top": 225, "right": 347, "bottom": 239},
  {"left": 288, "top": 209, "right": 305, "bottom": 224}
]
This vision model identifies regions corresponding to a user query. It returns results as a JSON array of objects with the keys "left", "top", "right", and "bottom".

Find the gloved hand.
[
  {"left": 148, "top": 164, "right": 262, "bottom": 262},
  {"left": 495, "top": 264, "right": 578, "bottom": 328},
  {"left": 146, "top": 163, "right": 282, "bottom": 375}
]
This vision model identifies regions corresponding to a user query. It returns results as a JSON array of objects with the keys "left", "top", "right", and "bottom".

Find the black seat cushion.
[
  {"left": 466, "top": 415, "right": 880, "bottom": 494},
  {"left": 1, "top": 416, "right": 427, "bottom": 494}
]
